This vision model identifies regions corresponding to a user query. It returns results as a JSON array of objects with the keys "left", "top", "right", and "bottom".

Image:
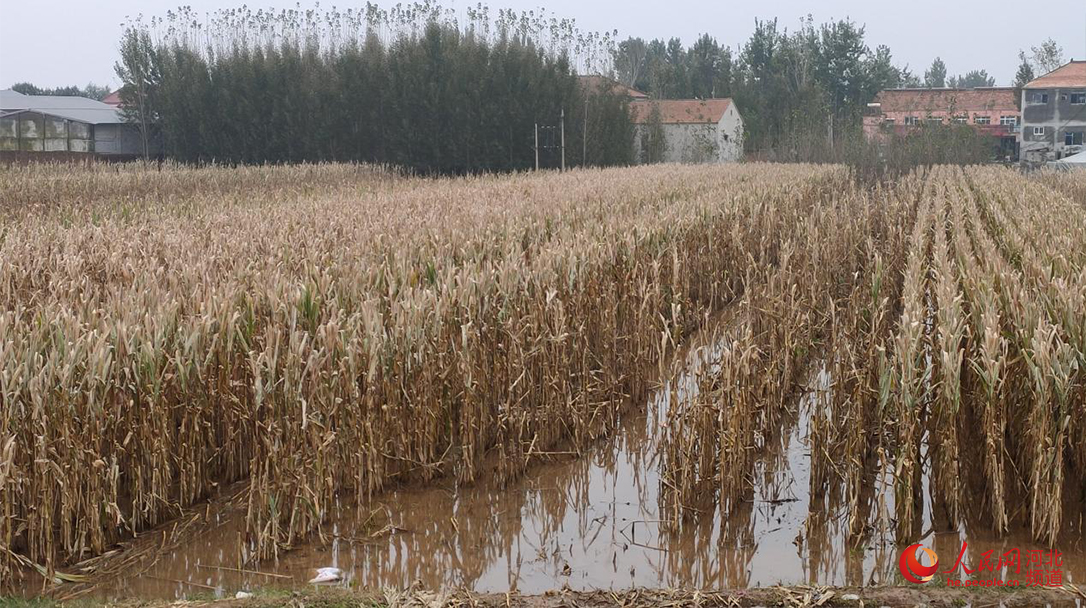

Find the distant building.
[
  {"left": 576, "top": 75, "right": 649, "bottom": 100},
  {"left": 101, "top": 90, "right": 123, "bottom": 107},
  {"left": 0, "top": 89, "right": 151, "bottom": 158},
  {"left": 577, "top": 75, "right": 743, "bottom": 164},
  {"left": 862, "top": 87, "right": 1019, "bottom": 158},
  {"left": 1020, "top": 60, "right": 1086, "bottom": 163},
  {"left": 630, "top": 98, "right": 744, "bottom": 163}
]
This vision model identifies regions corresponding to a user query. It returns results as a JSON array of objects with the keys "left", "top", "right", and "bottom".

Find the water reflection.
[{"left": 100, "top": 337, "right": 1084, "bottom": 599}]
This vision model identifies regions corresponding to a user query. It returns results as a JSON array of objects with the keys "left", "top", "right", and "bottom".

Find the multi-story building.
[
  {"left": 862, "top": 87, "right": 1020, "bottom": 158},
  {"left": 1020, "top": 61, "right": 1086, "bottom": 163}
]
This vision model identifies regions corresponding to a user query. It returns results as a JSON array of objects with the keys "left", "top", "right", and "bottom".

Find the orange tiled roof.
[
  {"left": 629, "top": 98, "right": 733, "bottom": 124},
  {"left": 1025, "top": 61, "right": 1086, "bottom": 89},
  {"left": 577, "top": 75, "right": 648, "bottom": 99},
  {"left": 102, "top": 91, "right": 122, "bottom": 106},
  {"left": 873, "top": 88, "right": 1017, "bottom": 113}
]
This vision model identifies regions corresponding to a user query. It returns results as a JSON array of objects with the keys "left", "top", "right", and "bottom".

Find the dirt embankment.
[{"left": 68, "top": 585, "right": 1086, "bottom": 608}]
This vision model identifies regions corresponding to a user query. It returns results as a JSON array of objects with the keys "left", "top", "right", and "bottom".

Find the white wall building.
[
  {"left": 631, "top": 98, "right": 743, "bottom": 164},
  {"left": 0, "top": 89, "right": 149, "bottom": 157},
  {"left": 1019, "top": 61, "right": 1086, "bottom": 164}
]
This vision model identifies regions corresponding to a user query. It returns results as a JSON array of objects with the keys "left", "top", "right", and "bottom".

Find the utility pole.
[
  {"left": 534, "top": 122, "right": 539, "bottom": 171},
  {"left": 560, "top": 109, "right": 566, "bottom": 171},
  {"left": 583, "top": 97, "right": 589, "bottom": 166}
]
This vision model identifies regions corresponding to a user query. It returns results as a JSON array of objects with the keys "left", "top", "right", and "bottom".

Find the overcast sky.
[{"left": 2, "top": 0, "right": 1084, "bottom": 89}]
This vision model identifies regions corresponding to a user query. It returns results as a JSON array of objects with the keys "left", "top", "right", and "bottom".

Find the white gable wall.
[
  {"left": 661, "top": 123, "right": 720, "bottom": 163},
  {"left": 718, "top": 104, "right": 744, "bottom": 161}
]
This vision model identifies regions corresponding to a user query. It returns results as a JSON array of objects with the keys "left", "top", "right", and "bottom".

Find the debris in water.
[{"left": 308, "top": 567, "right": 344, "bottom": 584}]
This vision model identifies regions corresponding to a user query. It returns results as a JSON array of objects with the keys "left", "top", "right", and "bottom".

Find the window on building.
[
  {"left": 1031, "top": 92, "right": 1049, "bottom": 104},
  {"left": 1033, "top": 126, "right": 1046, "bottom": 137},
  {"left": 1071, "top": 92, "right": 1086, "bottom": 105},
  {"left": 0, "top": 117, "right": 16, "bottom": 152},
  {"left": 952, "top": 116, "right": 968, "bottom": 124},
  {"left": 903, "top": 116, "right": 918, "bottom": 126},
  {"left": 69, "top": 122, "right": 90, "bottom": 140},
  {"left": 974, "top": 116, "right": 991, "bottom": 125},
  {"left": 926, "top": 116, "right": 943, "bottom": 124},
  {"left": 999, "top": 116, "right": 1018, "bottom": 126},
  {"left": 1066, "top": 131, "right": 1084, "bottom": 146},
  {"left": 883, "top": 118, "right": 896, "bottom": 127}
]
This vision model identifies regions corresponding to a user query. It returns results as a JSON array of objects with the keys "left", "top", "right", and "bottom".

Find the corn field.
[
  {"left": 1, "top": 162, "right": 1083, "bottom": 591},
  {"left": 658, "top": 165, "right": 1086, "bottom": 549},
  {"left": 0, "top": 161, "right": 841, "bottom": 587}
]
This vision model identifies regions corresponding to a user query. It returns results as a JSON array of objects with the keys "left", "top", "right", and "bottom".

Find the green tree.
[
  {"left": 1013, "top": 52, "right": 1035, "bottom": 109},
  {"left": 9, "top": 82, "right": 111, "bottom": 99},
  {"left": 9, "top": 82, "right": 44, "bottom": 95},
  {"left": 948, "top": 69, "right": 995, "bottom": 88},
  {"left": 814, "top": 20, "right": 874, "bottom": 124},
  {"left": 115, "top": 28, "right": 161, "bottom": 160},
  {"left": 1014, "top": 52, "right": 1036, "bottom": 88},
  {"left": 638, "top": 39, "right": 668, "bottom": 94},
  {"left": 638, "top": 102, "right": 667, "bottom": 163},
  {"left": 1030, "top": 39, "right": 1064, "bottom": 74},
  {"left": 581, "top": 84, "right": 634, "bottom": 166},
  {"left": 665, "top": 38, "right": 689, "bottom": 97},
  {"left": 122, "top": 3, "right": 631, "bottom": 172},
  {"left": 866, "top": 46, "right": 906, "bottom": 91},
  {"left": 613, "top": 38, "right": 648, "bottom": 89},
  {"left": 688, "top": 34, "right": 730, "bottom": 99},
  {"left": 924, "top": 57, "right": 947, "bottom": 88},
  {"left": 733, "top": 18, "right": 784, "bottom": 150},
  {"left": 899, "top": 67, "right": 922, "bottom": 88}
]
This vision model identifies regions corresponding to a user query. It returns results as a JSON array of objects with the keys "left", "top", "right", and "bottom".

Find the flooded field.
[
  {"left": 6, "top": 164, "right": 1086, "bottom": 604},
  {"left": 89, "top": 330, "right": 1085, "bottom": 600}
]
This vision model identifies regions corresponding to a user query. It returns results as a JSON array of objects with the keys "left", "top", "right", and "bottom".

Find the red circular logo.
[{"left": 899, "top": 543, "right": 939, "bottom": 584}]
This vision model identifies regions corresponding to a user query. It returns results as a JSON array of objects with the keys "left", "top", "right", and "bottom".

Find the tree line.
[
  {"left": 610, "top": 21, "right": 1067, "bottom": 161},
  {"left": 9, "top": 82, "right": 111, "bottom": 100},
  {"left": 115, "top": 3, "right": 632, "bottom": 171},
  {"left": 113, "top": 2, "right": 1070, "bottom": 168},
  {"left": 611, "top": 18, "right": 913, "bottom": 159}
]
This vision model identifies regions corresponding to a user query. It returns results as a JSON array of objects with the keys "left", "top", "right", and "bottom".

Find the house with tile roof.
[
  {"left": 630, "top": 98, "right": 743, "bottom": 163},
  {"left": 576, "top": 75, "right": 649, "bottom": 100},
  {"left": 1020, "top": 60, "right": 1086, "bottom": 163},
  {"left": 102, "top": 90, "right": 124, "bottom": 107}
]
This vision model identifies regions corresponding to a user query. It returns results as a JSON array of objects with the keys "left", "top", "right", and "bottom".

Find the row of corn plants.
[
  {"left": 945, "top": 178, "right": 1010, "bottom": 534},
  {"left": 659, "top": 166, "right": 1085, "bottom": 552},
  {"left": 658, "top": 169, "right": 884, "bottom": 528},
  {"left": 958, "top": 169, "right": 1083, "bottom": 545},
  {"left": 0, "top": 162, "right": 844, "bottom": 587}
]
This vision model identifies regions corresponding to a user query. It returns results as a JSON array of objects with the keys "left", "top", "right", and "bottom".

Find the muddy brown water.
[{"left": 77, "top": 333, "right": 1086, "bottom": 599}]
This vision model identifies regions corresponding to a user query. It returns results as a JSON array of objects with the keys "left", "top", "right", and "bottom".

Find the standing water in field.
[{"left": 96, "top": 325, "right": 1085, "bottom": 599}]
